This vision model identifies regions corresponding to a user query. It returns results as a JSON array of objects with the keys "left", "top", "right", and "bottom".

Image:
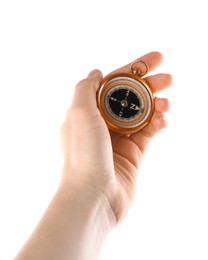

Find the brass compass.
[{"left": 97, "top": 60, "right": 154, "bottom": 134}]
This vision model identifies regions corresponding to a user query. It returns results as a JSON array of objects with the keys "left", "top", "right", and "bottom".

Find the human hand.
[
  {"left": 61, "top": 52, "right": 172, "bottom": 224},
  {"left": 14, "top": 52, "right": 172, "bottom": 260}
]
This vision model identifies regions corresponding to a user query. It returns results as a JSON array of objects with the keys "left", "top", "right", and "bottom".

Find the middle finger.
[{"left": 144, "top": 73, "right": 173, "bottom": 93}]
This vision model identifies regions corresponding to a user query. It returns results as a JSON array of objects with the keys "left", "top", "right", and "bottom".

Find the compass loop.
[{"left": 130, "top": 60, "right": 149, "bottom": 76}]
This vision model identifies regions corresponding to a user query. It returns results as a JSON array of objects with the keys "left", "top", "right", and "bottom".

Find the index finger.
[{"left": 109, "top": 51, "right": 163, "bottom": 76}]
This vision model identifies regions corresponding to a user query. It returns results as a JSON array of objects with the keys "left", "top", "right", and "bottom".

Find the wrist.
[
  {"left": 55, "top": 181, "right": 116, "bottom": 259},
  {"left": 57, "top": 180, "right": 116, "bottom": 228}
]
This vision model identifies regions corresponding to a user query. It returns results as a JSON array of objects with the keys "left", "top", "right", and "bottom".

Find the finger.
[
  {"left": 71, "top": 69, "right": 102, "bottom": 108},
  {"left": 144, "top": 73, "right": 173, "bottom": 93},
  {"left": 110, "top": 51, "right": 163, "bottom": 75},
  {"left": 129, "top": 112, "right": 167, "bottom": 154},
  {"left": 67, "top": 70, "right": 103, "bottom": 118},
  {"left": 155, "top": 97, "right": 170, "bottom": 113}
]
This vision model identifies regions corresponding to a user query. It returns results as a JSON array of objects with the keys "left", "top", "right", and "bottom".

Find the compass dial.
[
  {"left": 97, "top": 73, "right": 154, "bottom": 134},
  {"left": 105, "top": 85, "right": 144, "bottom": 122}
]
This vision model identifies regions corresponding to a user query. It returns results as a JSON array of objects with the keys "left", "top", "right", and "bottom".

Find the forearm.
[{"left": 15, "top": 182, "right": 116, "bottom": 260}]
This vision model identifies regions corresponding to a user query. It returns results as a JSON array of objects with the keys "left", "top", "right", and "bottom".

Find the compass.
[{"left": 97, "top": 67, "right": 155, "bottom": 134}]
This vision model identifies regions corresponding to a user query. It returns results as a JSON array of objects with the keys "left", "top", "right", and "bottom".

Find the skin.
[{"left": 15, "top": 52, "right": 172, "bottom": 260}]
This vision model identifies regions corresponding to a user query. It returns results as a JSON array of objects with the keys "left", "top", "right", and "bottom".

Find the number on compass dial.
[{"left": 105, "top": 85, "right": 144, "bottom": 121}]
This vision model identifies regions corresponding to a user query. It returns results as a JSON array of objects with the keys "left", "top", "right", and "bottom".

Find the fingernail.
[
  {"left": 156, "top": 114, "right": 168, "bottom": 128},
  {"left": 87, "top": 69, "right": 101, "bottom": 77}
]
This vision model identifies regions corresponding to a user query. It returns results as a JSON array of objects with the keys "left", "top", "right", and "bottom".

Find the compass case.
[{"left": 97, "top": 72, "right": 155, "bottom": 134}]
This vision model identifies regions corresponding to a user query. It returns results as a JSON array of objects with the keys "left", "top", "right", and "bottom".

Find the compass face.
[
  {"left": 105, "top": 85, "right": 144, "bottom": 122},
  {"left": 97, "top": 73, "right": 154, "bottom": 134}
]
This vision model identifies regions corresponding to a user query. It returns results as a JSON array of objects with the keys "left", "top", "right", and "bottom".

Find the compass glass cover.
[{"left": 105, "top": 84, "right": 144, "bottom": 122}]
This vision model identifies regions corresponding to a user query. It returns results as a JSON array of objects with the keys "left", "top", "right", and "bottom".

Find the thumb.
[
  {"left": 87, "top": 69, "right": 103, "bottom": 79},
  {"left": 70, "top": 69, "right": 103, "bottom": 111}
]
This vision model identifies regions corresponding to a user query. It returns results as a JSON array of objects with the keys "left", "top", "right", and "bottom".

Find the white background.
[{"left": 0, "top": 0, "right": 208, "bottom": 259}]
